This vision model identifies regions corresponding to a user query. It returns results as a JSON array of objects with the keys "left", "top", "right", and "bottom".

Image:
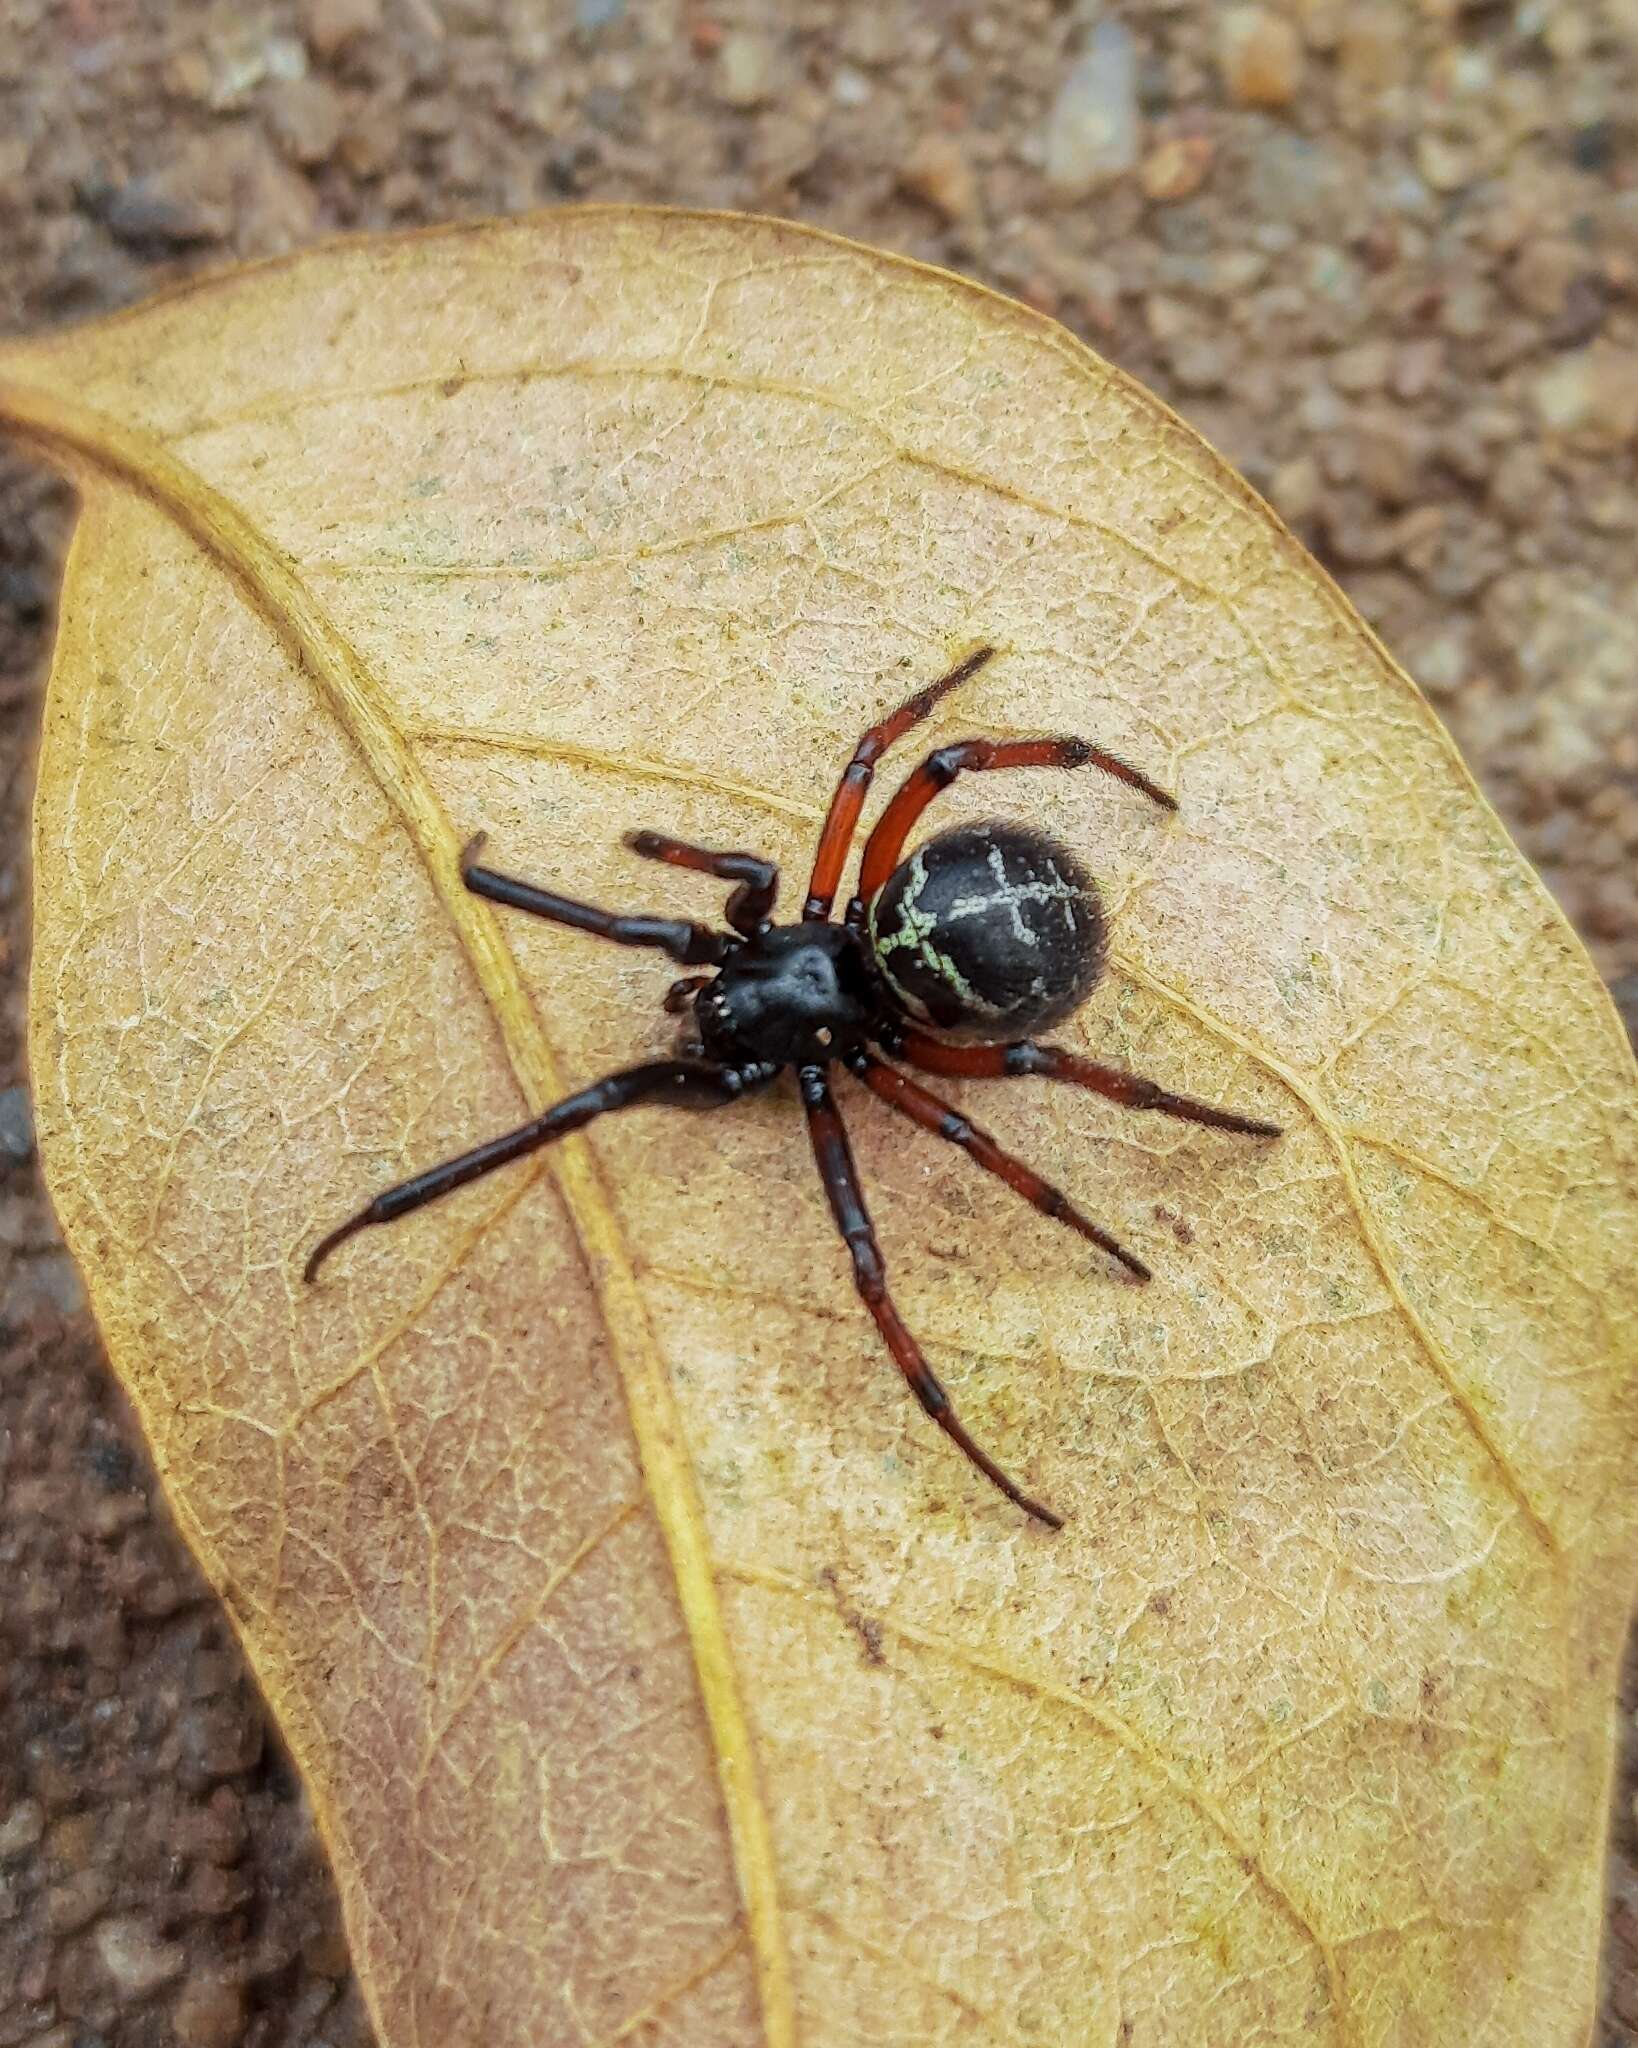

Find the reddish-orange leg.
[
  {"left": 626, "top": 830, "right": 778, "bottom": 936},
  {"left": 802, "top": 644, "right": 997, "bottom": 921},
  {"left": 853, "top": 734, "right": 1176, "bottom": 908},
  {"left": 847, "top": 1053, "right": 1150, "bottom": 1280},
  {"left": 895, "top": 1033, "right": 1282, "bottom": 1138},
  {"left": 800, "top": 1064, "right": 1063, "bottom": 1528}
]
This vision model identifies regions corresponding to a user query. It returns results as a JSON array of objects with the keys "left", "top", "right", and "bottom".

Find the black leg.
[
  {"left": 799, "top": 1064, "right": 1063, "bottom": 1529},
  {"left": 848, "top": 1053, "right": 1150, "bottom": 1280},
  {"left": 461, "top": 835, "right": 732, "bottom": 968},
  {"left": 305, "top": 1060, "right": 770, "bottom": 1281},
  {"left": 625, "top": 830, "right": 779, "bottom": 937},
  {"left": 894, "top": 1033, "right": 1282, "bottom": 1138}
]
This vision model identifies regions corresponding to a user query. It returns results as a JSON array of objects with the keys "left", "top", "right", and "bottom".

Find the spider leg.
[
  {"left": 803, "top": 644, "right": 996, "bottom": 922},
  {"left": 305, "top": 1059, "right": 769, "bottom": 1282},
  {"left": 625, "top": 830, "right": 778, "bottom": 937},
  {"left": 847, "top": 1052, "right": 1150, "bottom": 1280},
  {"left": 461, "top": 836, "right": 732, "bottom": 967},
  {"left": 799, "top": 1064, "right": 1063, "bottom": 1529},
  {"left": 895, "top": 1032, "right": 1282, "bottom": 1138},
  {"left": 853, "top": 735, "right": 1176, "bottom": 909}
]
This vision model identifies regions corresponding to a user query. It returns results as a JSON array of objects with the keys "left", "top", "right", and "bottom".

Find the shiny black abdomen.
[
  {"left": 865, "top": 821, "right": 1106, "bottom": 1039},
  {"left": 699, "top": 922, "right": 881, "bottom": 1067}
]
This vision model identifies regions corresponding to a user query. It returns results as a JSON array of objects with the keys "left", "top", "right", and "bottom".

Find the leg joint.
[
  {"left": 908, "top": 1369, "right": 949, "bottom": 1418},
  {"left": 845, "top": 1230, "right": 886, "bottom": 1301}
]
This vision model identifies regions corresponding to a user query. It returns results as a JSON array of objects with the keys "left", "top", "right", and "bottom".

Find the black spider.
[{"left": 306, "top": 645, "right": 1279, "bottom": 1528}]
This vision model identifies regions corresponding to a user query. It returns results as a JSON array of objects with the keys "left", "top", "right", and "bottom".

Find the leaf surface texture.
[{"left": 5, "top": 211, "right": 1637, "bottom": 2048}]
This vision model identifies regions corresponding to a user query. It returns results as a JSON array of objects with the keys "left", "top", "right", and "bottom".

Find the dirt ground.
[{"left": 0, "top": 1, "right": 1635, "bottom": 2043}]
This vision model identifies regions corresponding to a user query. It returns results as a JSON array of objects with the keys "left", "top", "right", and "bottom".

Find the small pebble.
[
  {"left": 1043, "top": 19, "right": 1141, "bottom": 198},
  {"left": 1438, "top": 278, "right": 1493, "bottom": 340},
  {"left": 1337, "top": 8, "right": 1405, "bottom": 90},
  {"left": 265, "top": 75, "right": 346, "bottom": 166},
  {"left": 1140, "top": 134, "right": 1213, "bottom": 203},
  {"left": 0, "top": 1085, "right": 33, "bottom": 1164},
  {"left": 0, "top": 1796, "right": 44, "bottom": 1855},
  {"left": 1533, "top": 347, "right": 1638, "bottom": 448},
  {"left": 1328, "top": 340, "right": 1393, "bottom": 394},
  {"left": 20, "top": 1252, "right": 86, "bottom": 1316},
  {"left": 1584, "top": 485, "right": 1636, "bottom": 534},
  {"left": 1218, "top": 7, "right": 1304, "bottom": 110},
  {"left": 1490, "top": 443, "right": 1551, "bottom": 524},
  {"left": 337, "top": 107, "right": 396, "bottom": 178},
  {"left": 179, "top": 1694, "right": 264, "bottom": 1781},
  {"left": 575, "top": 0, "right": 624, "bottom": 27},
  {"left": 1416, "top": 131, "right": 1475, "bottom": 194},
  {"left": 1507, "top": 237, "right": 1592, "bottom": 319},
  {"left": 841, "top": 14, "right": 901, "bottom": 66},
  {"left": 47, "top": 1809, "right": 98, "bottom": 1867},
  {"left": 165, "top": 48, "right": 214, "bottom": 100},
  {"left": 1202, "top": 250, "right": 1259, "bottom": 296},
  {"left": 1390, "top": 338, "right": 1445, "bottom": 401},
  {"left": 1542, "top": 6, "right": 1594, "bottom": 61},
  {"left": 172, "top": 1787, "right": 247, "bottom": 1867},
  {"left": 897, "top": 132, "right": 979, "bottom": 223},
  {"left": 299, "top": 0, "right": 381, "bottom": 59},
  {"left": 96, "top": 1914, "right": 186, "bottom": 1999},
  {"left": 715, "top": 30, "right": 775, "bottom": 109},
  {"left": 207, "top": 28, "right": 306, "bottom": 111},
  {"left": 1143, "top": 291, "right": 1191, "bottom": 345},
  {"left": 46, "top": 1867, "right": 114, "bottom": 1934},
  {"left": 185, "top": 1859, "right": 253, "bottom": 1917},
  {"left": 172, "top": 1971, "right": 248, "bottom": 2048},
  {"left": 1411, "top": 626, "right": 1470, "bottom": 700},
  {"left": 1269, "top": 453, "right": 1321, "bottom": 523},
  {"left": 1356, "top": 420, "right": 1422, "bottom": 507},
  {"left": 1585, "top": 874, "right": 1634, "bottom": 940},
  {"left": 1169, "top": 337, "right": 1229, "bottom": 392},
  {"left": 100, "top": 171, "right": 230, "bottom": 250}
]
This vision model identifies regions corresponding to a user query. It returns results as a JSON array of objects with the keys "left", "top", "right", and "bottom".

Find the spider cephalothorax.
[{"left": 307, "top": 645, "right": 1280, "bottom": 1528}]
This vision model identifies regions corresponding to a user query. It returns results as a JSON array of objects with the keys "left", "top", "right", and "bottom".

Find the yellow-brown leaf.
[{"left": 3, "top": 209, "right": 1636, "bottom": 2048}]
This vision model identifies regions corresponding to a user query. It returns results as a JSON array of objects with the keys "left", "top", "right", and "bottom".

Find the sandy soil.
[{"left": 1, "top": 2, "right": 1635, "bottom": 2042}]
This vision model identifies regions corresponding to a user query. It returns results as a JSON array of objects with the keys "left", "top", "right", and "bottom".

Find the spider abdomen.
[{"left": 866, "top": 821, "right": 1106, "bottom": 1039}]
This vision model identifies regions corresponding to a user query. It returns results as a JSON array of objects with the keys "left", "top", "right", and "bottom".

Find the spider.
[{"left": 305, "top": 645, "right": 1279, "bottom": 1529}]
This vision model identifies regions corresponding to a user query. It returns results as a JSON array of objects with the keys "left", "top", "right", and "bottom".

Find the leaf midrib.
[{"left": 0, "top": 375, "right": 799, "bottom": 2048}]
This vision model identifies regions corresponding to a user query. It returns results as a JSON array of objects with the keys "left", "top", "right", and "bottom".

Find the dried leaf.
[{"left": 4, "top": 210, "right": 1636, "bottom": 2048}]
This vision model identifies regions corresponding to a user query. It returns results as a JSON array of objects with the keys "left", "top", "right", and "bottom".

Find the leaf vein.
[{"left": 0, "top": 378, "right": 798, "bottom": 2048}]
